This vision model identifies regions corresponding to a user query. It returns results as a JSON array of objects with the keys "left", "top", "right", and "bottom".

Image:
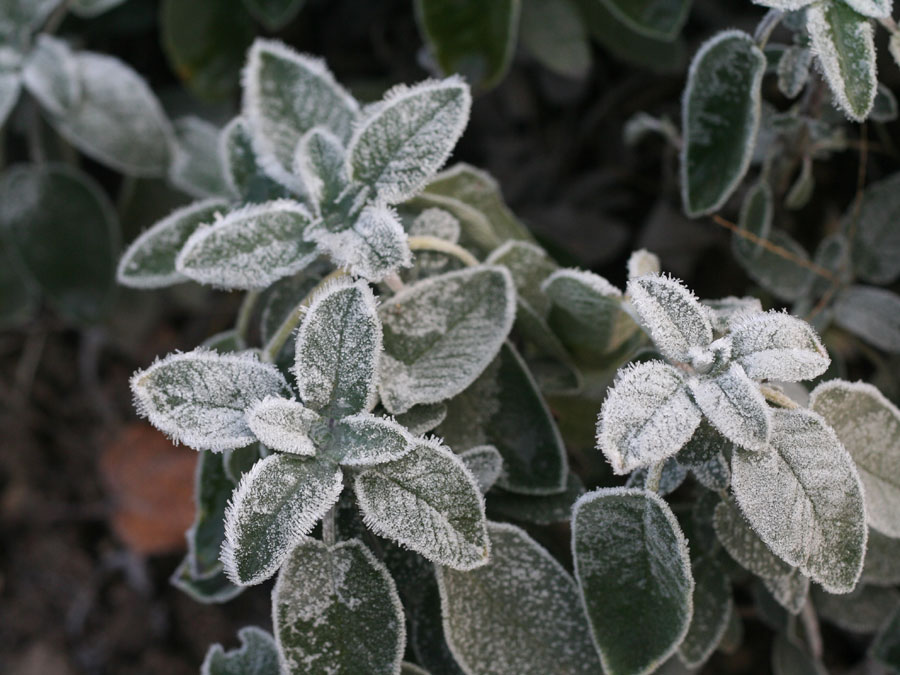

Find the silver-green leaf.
[
  {"left": 245, "top": 396, "right": 318, "bottom": 456},
  {"left": 729, "top": 311, "right": 829, "bottom": 382},
  {"left": 201, "top": 626, "right": 279, "bottom": 675},
  {"left": 689, "top": 363, "right": 771, "bottom": 452}
]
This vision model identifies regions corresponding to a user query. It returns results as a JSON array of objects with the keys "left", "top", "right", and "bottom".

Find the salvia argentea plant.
[{"left": 115, "top": 30, "right": 900, "bottom": 675}]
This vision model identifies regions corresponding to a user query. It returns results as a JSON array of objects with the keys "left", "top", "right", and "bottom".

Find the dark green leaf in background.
[
  {"left": 241, "top": 0, "right": 305, "bottom": 31},
  {"left": 597, "top": 0, "right": 691, "bottom": 41}
]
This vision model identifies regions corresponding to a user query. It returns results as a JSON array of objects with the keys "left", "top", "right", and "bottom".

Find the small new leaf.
[
  {"left": 201, "top": 626, "right": 279, "bottom": 675},
  {"left": 729, "top": 311, "right": 830, "bottom": 382},
  {"left": 327, "top": 413, "right": 413, "bottom": 467},
  {"left": 689, "top": 363, "right": 771, "bottom": 452},
  {"left": 245, "top": 396, "right": 318, "bottom": 456}
]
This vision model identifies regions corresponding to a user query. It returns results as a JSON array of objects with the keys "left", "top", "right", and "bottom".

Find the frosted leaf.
[
  {"left": 734, "top": 226, "right": 815, "bottom": 302},
  {"left": 219, "top": 117, "right": 289, "bottom": 204},
  {"left": 628, "top": 274, "right": 713, "bottom": 363},
  {"left": 762, "top": 568, "right": 810, "bottom": 615},
  {"left": 872, "top": 606, "right": 900, "bottom": 671},
  {"left": 625, "top": 457, "right": 688, "bottom": 496},
  {"left": 863, "top": 529, "right": 900, "bottom": 587},
  {"left": 436, "top": 342, "right": 568, "bottom": 495},
  {"left": 627, "top": 249, "right": 661, "bottom": 280},
  {"left": 513, "top": 302, "right": 582, "bottom": 394},
  {"left": 519, "top": 0, "right": 591, "bottom": 78},
  {"left": 348, "top": 77, "right": 471, "bottom": 204},
  {"left": 0, "top": 0, "right": 61, "bottom": 38},
  {"left": 176, "top": 200, "right": 317, "bottom": 290},
  {"left": 841, "top": 0, "right": 893, "bottom": 18},
  {"left": 542, "top": 268, "right": 631, "bottom": 363},
  {"left": 293, "top": 278, "right": 382, "bottom": 418},
  {"left": 170, "top": 116, "right": 229, "bottom": 200},
  {"left": 810, "top": 380, "right": 900, "bottom": 537},
  {"left": 130, "top": 349, "right": 291, "bottom": 452},
  {"left": 485, "top": 241, "right": 557, "bottom": 314},
  {"left": 309, "top": 203, "right": 411, "bottom": 282},
  {"left": 459, "top": 445, "right": 503, "bottom": 494},
  {"left": 751, "top": 0, "right": 815, "bottom": 8},
  {"left": 394, "top": 403, "right": 447, "bottom": 436},
  {"left": 597, "top": 0, "right": 691, "bottom": 40},
  {"left": 849, "top": 172, "right": 900, "bottom": 284},
  {"left": 379, "top": 266, "right": 515, "bottom": 414},
  {"left": 703, "top": 296, "right": 763, "bottom": 334},
  {"left": 814, "top": 584, "right": 900, "bottom": 634},
  {"left": 807, "top": 1, "right": 877, "bottom": 121},
  {"left": 294, "top": 127, "right": 348, "bottom": 211},
  {"left": 188, "top": 450, "right": 234, "bottom": 579},
  {"left": 714, "top": 498, "right": 794, "bottom": 581},
  {"left": 245, "top": 396, "right": 318, "bottom": 456},
  {"left": 117, "top": 199, "right": 228, "bottom": 289},
  {"left": 735, "top": 181, "right": 772, "bottom": 262},
  {"left": 201, "top": 626, "right": 279, "bottom": 675},
  {"left": 872, "top": 83, "right": 899, "bottom": 122},
  {"left": 487, "top": 472, "right": 586, "bottom": 525},
  {"left": 678, "top": 557, "right": 733, "bottom": 669},
  {"left": 408, "top": 208, "right": 460, "bottom": 243},
  {"left": 681, "top": 30, "right": 766, "bottom": 216},
  {"left": 22, "top": 35, "right": 79, "bottom": 117},
  {"left": 729, "top": 311, "right": 829, "bottom": 382},
  {"left": 689, "top": 363, "right": 771, "bottom": 452},
  {"left": 597, "top": 360, "right": 702, "bottom": 475},
  {"left": 438, "top": 521, "right": 602, "bottom": 675},
  {"left": 43, "top": 50, "right": 173, "bottom": 176},
  {"left": 223, "top": 444, "right": 265, "bottom": 485},
  {"left": 327, "top": 413, "right": 413, "bottom": 467},
  {"left": 678, "top": 423, "right": 732, "bottom": 491},
  {"left": 355, "top": 437, "right": 489, "bottom": 570},
  {"left": 832, "top": 285, "right": 900, "bottom": 353},
  {"left": 731, "top": 408, "right": 867, "bottom": 593},
  {"left": 572, "top": 488, "right": 694, "bottom": 675},
  {"left": 170, "top": 557, "right": 243, "bottom": 605},
  {"left": 777, "top": 46, "right": 813, "bottom": 99},
  {"left": 241, "top": 39, "right": 359, "bottom": 192},
  {"left": 272, "top": 539, "right": 405, "bottom": 675},
  {"left": 222, "top": 454, "right": 343, "bottom": 585}
]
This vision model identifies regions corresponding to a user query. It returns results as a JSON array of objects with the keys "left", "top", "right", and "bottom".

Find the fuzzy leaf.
[
  {"left": 242, "top": 0, "right": 305, "bottom": 30},
  {"left": 814, "top": 584, "right": 900, "bottom": 634},
  {"left": 677, "top": 420, "right": 732, "bottom": 490},
  {"left": 832, "top": 285, "right": 900, "bottom": 353},
  {"left": 519, "top": 0, "right": 591, "bottom": 79},
  {"left": 459, "top": 445, "right": 503, "bottom": 494},
  {"left": 763, "top": 568, "right": 810, "bottom": 615},
  {"left": 414, "top": 0, "right": 520, "bottom": 90},
  {"left": 222, "top": 454, "right": 343, "bottom": 585},
  {"left": 681, "top": 30, "right": 766, "bottom": 216},
  {"left": 188, "top": 450, "right": 234, "bottom": 578},
  {"left": 810, "top": 380, "right": 900, "bottom": 538},
  {"left": 22, "top": 35, "right": 79, "bottom": 117},
  {"left": 679, "top": 557, "right": 733, "bottom": 669},
  {"left": 863, "top": 529, "right": 900, "bottom": 587},
  {"left": 841, "top": 0, "right": 892, "bottom": 19},
  {"left": 170, "top": 117, "right": 229, "bottom": 200},
  {"left": 408, "top": 207, "right": 461, "bottom": 242},
  {"left": 627, "top": 249, "right": 662, "bottom": 279},
  {"left": 245, "top": 396, "right": 318, "bottom": 456},
  {"left": 355, "top": 438, "right": 489, "bottom": 570},
  {"left": 293, "top": 278, "right": 382, "bottom": 418},
  {"left": 731, "top": 408, "right": 867, "bottom": 593},
  {"left": 689, "top": 363, "right": 771, "bottom": 452},
  {"left": 573, "top": 488, "right": 694, "bottom": 675},
  {"left": 379, "top": 266, "right": 515, "bottom": 414},
  {"left": 219, "top": 117, "right": 289, "bottom": 203},
  {"left": 777, "top": 46, "right": 813, "bottom": 99},
  {"left": 485, "top": 240, "right": 557, "bottom": 314},
  {"left": 0, "top": 0, "right": 61, "bottom": 39},
  {"left": 438, "top": 522, "right": 602, "bottom": 674},
  {"left": 309, "top": 204, "right": 411, "bottom": 282},
  {"left": 849, "top": 173, "right": 900, "bottom": 284},
  {"left": 626, "top": 457, "right": 688, "bottom": 496},
  {"left": 807, "top": 1, "right": 877, "bottom": 121},
  {"left": 176, "top": 200, "right": 317, "bottom": 290},
  {"left": 627, "top": 274, "right": 713, "bottom": 363},
  {"left": 130, "top": 350, "right": 292, "bottom": 452},
  {"left": 349, "top": 78, "right": 471, "bottom": 204},
  {"left": 715, "top": 498, "right": 794, "bottom": 581},
  {"left": 171, "top": 557, "right": 243, "bottom": 605},
  {"left": 242, "top": 39, "right": 359, "bottom": 191},
  {"left": 202, "top": 626, "right": 279, "bottom": 675},
  {"left": 597, "top": 0, "right": 691, "bottom": 41},
  {"left": 729, "top": 311, "right": 829, "bottom": 382},
  {"left": 733, "top": 225, "right": 815, "bottom": 302},
  {"left": 393, "top": 403, "right": 447, "bottom": 436},
  {"left": 273, "top": 539, "right": 405, "bottom": 675},
  {"left": 436, "top": 342, "right": 568, "bottom": 495},
  {"left": 487, "top": 472, "right": 585, "bottom": 525},
  {"left": 295, "top": 127, "right": 348, "bottom": 211},
  {"left": 326, "top": 413, "right": 413, "bottom": 467},
  {"left": 118, "top": 199, "right": 228, "bottom": 289},
  {"left": 597, "top": 360, "right": 702, "bottom": 475}
]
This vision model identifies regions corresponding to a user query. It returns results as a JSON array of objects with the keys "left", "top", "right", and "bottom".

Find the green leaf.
[
  {"left": 871, "top": 83, "right": 899, "bottom": 122},
  {"left": 0, "top": 68, "right": 19, "bottom": 128},
  {"left": 176, "top": 200, "right": 317, "bottom": 290},
  {"left": 326, "top": 413, "right": 413, "bottom": 467},
  {"left": 458, "top": 445, "right": 503, "bottom": 494},
  {"left": 714, "top": 498, "right": 795, "bottom": 581},
  {"left": 519, "top": 0, "right": 591, "bottom": 78},
  {"left": 379, "top": 266, "right": 515, "bottom": 414},
  {"left": 414, "top": 0, "right": 520, "bottom": 90},
  {"left": 689, "top": 363, "right": 771, "bottom": 452},
  {"left": 220, "top": 117, "right": 290, "bottom": 204},
  {"left": 806, "top": 1, "right": 877, "bottom": 121},
  {"left": 848, "top": 173, "right": 900, "bottom": 283},
  {"left": 487, "top": 472, "right": 585, "bottom": 524},
  {"left": 597, "top": 0, "right": 691, "bottom": 41},
  {"left": 485, "top": 240, "right": 556, "bottom": 314},
  {"left": 771, "top": 634, "right": 827, "bottom": 675},
  {"left": 0, "top": 163, "right": 119, "bottom": 323},
  {"left": 223, "top": 454, "right": 343, "bottom": 585},
  {"left": 349, "top": 78, "right": 471, "bottom": 204},
  {"left": 625, "top": 457, "right": 688, "bottom": 496},
  {"left": 117, "top": 199, "right": 228, "bottom": 289},
  {"left": 161, "top": 0, "right": 254, "bottom": 102},
  {"left": 21, "top": 36, "right": 78, "bottom": 118},
  {"left": 734, "top": 181, "right": 772, "bottom": 260},
  {"left": 841, "top": 0, "right": 892, "bottom": 18},
  {"left": 814, "top": 584, "right": 900, "bottom": 634},
  {"left": 294, "top": 278, "right": 382, "bottom": 418},
  {"left": 0, "top": 0, "right": 60, "bottom": 43},
  {"left": 40, "top": 50, "right": 173, "bottom": 176},
  {"left": 810, "top": 380, "right": 900, "bottom": 538},
  {"left": 573, "top": 488, "right": 694, "bottom": 675},
  {"left": 777, "top": 46, "right": 813, "bottom": 99},
  {"left": 170, "top": 117, "right": 229, "bottom": 200},
  {"left": 731, "top": 408, "right": 867, "bottom": 593},
  {"left": 436, "top": 342, "right": 568, "bottom": 495},
  {"left": 241, "top": 0, "right": 305, "bottom": 30},
  {"left": 681, "top": 30, "right": 766, "bottom": 217},
  {"left": 295, "top": 127, "right": 349, "bottom": 212},
  {"left": 245, "top": 396, "right": 319, "bottom": 456},
  {"left": 863, "top": 529, "right": 900, "bottom": 587},
  {"left": 202, "top": 626, "right": 279, "bottom": 675},
  {"left": 394, "top": 403, "right": 447, "bottom": 436},
  {"left": 729, "top": 311, "right": 830, "bottom": 382},
  {"left": 170, "top": 557, "right": 243, "bottom": 604},
  {"left": 872, "top": 605, "right": 900, "bottom": 670},
  {"left": 763, "top": 568, "right": 811, "bottom": 615},
  {"left": 597, "top": 360, "right": 702, "bottom": 475},
  {"left": 130, "top": 349, "right": 291, "bottom": 452},
  {"left": 678, "top": 557, "right": 732, "bottom": 668},
  {"left": 832, "top": 285, "right": 900, "bottom": 353},
  {"left": 273, "top": 539, "right": 405, "bottom": 675},
  {"left": 733, "top": 226, "right": 815, "bottom": 302},
  {"left": 0, "top": 232, "right": 38, "bottom": 328},
  {"left": 243, "top": 39, "right": 359, "bottom": 191},
  {"left": 438, "top": 521, "right": 602, "bottom": 674},
  {"left": 356, "top": 438, "right": 489, "bottom": 570},
  {"left": 677, "top": 421, "right": 732, "bottom": 491},
  {"left": 188, "top": 450, "right": 233, "bottom": 578}
]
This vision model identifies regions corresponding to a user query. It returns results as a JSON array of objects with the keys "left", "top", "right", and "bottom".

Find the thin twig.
[
  {"left": 760, "top": 384, "right": 800, "bottom": 410},
  {"left": 408, "top": 235, "right": 479, "bottom": 267},
  {"left": 645, "top": 462, "right": 664, "bottom": 493}
]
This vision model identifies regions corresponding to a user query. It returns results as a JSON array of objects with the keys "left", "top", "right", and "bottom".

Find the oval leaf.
[
  {"left": 327, "top": 413, "right": 413, "bottom": 467},
  {"left": 245, "top": 396, "right": 318, "bottom": 456},
  {"left": 597, "top": 0, "right": 691, "bottom": 41},
  {"left": 729, "top": 311, "right": 829, "bottom": 382},
  {"left": 832, "top": 285, "right": 900, "bottom": 353},
  {"left": 849, "top": 172, "right": 900, "bottom": 284},
  {"left": 688, "top": 363, "right": 771, "bottom": 452},
  {"left": 202, "top": 626, "right": 279, "bottom": 675}
]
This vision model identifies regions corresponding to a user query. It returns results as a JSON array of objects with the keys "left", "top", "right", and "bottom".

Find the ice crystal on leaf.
[
  {"left": 201, "top": 626, "right": 279, "bottom": 675},
  {"left": 245, "top": 396, "right": 319, "bottom": 456},
  {"left": 729, "top": 310, "right": 830, "bottom": 382},
  {"left": 326, "top": 413, "right": 414, "bottom": 467}
]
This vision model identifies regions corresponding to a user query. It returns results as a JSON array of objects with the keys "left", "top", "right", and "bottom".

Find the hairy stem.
[{"left": 408, "top": 235, "right": 479, "bottom": 267}]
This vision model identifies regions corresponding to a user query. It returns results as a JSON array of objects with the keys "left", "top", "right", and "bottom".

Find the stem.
[
  {"left": 261, "top": 268, "right": 348, "bottom": 362},
  {"left": 383, "top": 273, "right": 405, "bottom": 293},
  {"left": 754, "top": 9, "right": 784, "bottom": 49},
  {"left": 645, "top": 462, "right": 664, "bottom": 493},
  {"left": 760, "top": 384, "right": 799, "bottom": 410},
  {"left": 26, "top": 103, "right": 46, "bottom": 164},
  {"left": 408, "top": 235, "right": 479, "bottom": 267},
  {"left": 234, "top": 290, "right": 260, "bottom": 342},
  {"left": 322, "top": 506, "right": 336, "bottom": 547},
  {"left": 800, "top": 599, "right": 824, "bottom": 661}
]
